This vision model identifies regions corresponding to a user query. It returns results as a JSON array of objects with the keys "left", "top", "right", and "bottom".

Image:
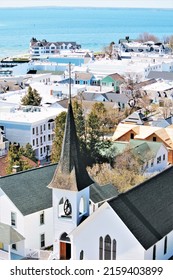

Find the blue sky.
[{"left": 0, "top": 0, "right": 173, "bottom": 8}]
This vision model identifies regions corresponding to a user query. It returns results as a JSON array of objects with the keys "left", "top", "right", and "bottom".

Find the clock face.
[{"left": 64, "top": 199, "right": 72, "bottom": 216}]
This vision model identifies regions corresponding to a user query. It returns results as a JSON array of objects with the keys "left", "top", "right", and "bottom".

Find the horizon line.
[{"left": 0, "top": 5, "right": 173, "bottom": 10}]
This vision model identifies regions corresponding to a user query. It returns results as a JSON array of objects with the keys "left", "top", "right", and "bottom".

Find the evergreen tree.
[
  {"left": 21, "top": 86, "right": 42, "bottom": 106},
  {"left": 19, "top": 143, "right": 36, "bottom": 162},
  {"left": 72, "top": 100, "right": 85, "bottom": 139},
  {"left": 51, "top": 111, "right": 67, "bottom": 163},
  {"left": 6, "top": 143, "right": 32, "bottom": 174}
]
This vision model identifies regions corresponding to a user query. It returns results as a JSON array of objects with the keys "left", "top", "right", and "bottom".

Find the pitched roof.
[
  {"left": 109, "top": 165, "right": 173, "bottom": 249},
  {"left": 90, "top": 183, "right": 119, "bottom": 204},
  {"left": 48, "top": 102, "right": 94, "bottom": 191},
  {"left": 122, "top": 111, "right": 148, "bottom": 125},
  {"left": 0, "top": 155, "right": 37, "bottom": 177},
  {"left": 107, "top": 73, "right": 125, "bottom": 82},
  {"left": 0, "top": 164, "right": 56, "bottom": 216},
  {"left": 0, "top": 222, "right": 25, "bottom": 245},
  {"left": 147, "top": 71, "right": 173, "bottom": 81},
  {"left": 75, "top": 72, "right": 93, "bottom": 80}
]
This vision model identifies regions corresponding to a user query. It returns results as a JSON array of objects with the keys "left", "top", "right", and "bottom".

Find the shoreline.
[{"left": 0, "top": 6, "right": 173, "bottom": 10}]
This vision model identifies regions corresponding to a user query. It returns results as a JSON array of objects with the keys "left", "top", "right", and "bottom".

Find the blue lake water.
[{"left": 0, "top": 7, "right": 173, "bottom": 58}]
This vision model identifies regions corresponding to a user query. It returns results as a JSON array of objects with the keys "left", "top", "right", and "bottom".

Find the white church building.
[{"left": 48, "top": 99, "right": 173, "bottom": 260}]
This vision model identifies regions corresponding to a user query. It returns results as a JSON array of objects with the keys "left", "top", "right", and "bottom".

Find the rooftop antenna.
[{"left": 69, "top": 62, "right": 71, "bottom": 103}]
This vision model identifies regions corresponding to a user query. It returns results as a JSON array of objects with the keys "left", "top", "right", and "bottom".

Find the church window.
[
  {"left": 99, "top": 237, "right": 103, "bottom": 260},
  {"left": 58, "top": 197, "right": 72, "bottom": 219},
  {"left": 99, "top": 235, "right": 117, "bottom": 260},
  {"left": 153, "top": 245, "right": 156, "bottom": 260},
  {"left": 40, "top": 233, "right": 45, "bottom": 248},
  {"left": 58, "top": 198, "right": 64, "bottom": 217},
  {"left": 112, "top": 239, "right": 116, "bottom": 260},
  {"left": 164, "top": 236, "right": 167, "bottom": 255},
  {"left": 104, "top": 235, "right": 111, "bottom": 260},
  {"left": 80, "top": 250, "right": 84, "bottom": 260},
  {"left": 79, "top": 197, "right": 86, "bottom": 215},
  {"left": 11, "top": 212, "right": 16, "bottom": 227},
  {"left": 40, "top": 211, "right": 44, "bottom": 225}
]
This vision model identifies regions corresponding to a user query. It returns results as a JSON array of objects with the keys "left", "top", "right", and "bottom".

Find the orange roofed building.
[{"left": 112, "top": 123, "right": 173, "bottom": 164}]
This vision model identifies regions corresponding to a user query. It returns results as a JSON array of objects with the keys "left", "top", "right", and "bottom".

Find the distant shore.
[{"left": 0, "top": 0, "right": 173, "bottom": 9}]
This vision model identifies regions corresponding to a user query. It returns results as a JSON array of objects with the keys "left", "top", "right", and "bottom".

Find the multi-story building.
[
  {"left": 30, "top": 38, "right": 81, "bottom": 56},
  {"left": 0, "top": 128, "right": 9, "bottom": 157},
  {"left": 0, "top": 106, "right": 66, "bottom": 160}
]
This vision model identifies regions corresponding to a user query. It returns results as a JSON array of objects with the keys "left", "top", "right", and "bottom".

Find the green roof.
[
  {"left": 0, "top": 164, "right": 57, "bottom": 216},
  {"left": 90, "top": 183, "right": 119, "bottom": 204},
  {"left": 112, "top": 140, "right": 163, "bottom": 162}
]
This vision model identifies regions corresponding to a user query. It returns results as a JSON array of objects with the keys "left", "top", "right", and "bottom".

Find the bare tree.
[{"left": 137, "top": 32, "right": 158, "bottom": 43}]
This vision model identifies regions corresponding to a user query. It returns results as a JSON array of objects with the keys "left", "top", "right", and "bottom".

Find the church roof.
[
  {"left": 0, "top": 164, "right": 56, "bottom": 216},
  {"left": 109, "top": 165, "right": 173, "bottom": 249},
  {"left": 48, "top": 101, "right": 94, "bottom": 191}
]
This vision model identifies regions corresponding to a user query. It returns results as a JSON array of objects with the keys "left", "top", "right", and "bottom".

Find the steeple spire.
[
  {"left": 68, "top": 62, "right": 72, "bottom": 104},
  {"left": 49, "top": 64, "right": 94, "bottom": 191}
]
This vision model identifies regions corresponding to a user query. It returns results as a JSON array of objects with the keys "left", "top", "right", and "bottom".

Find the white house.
[
  {"left": 30, "top": 38, "right": 81, "bottom": 56},
  {"left": 0, "top": 164, "right": 57, "bottom": 260},
  {"left": 0, "top": 128, "right": 9, "bottom": 157},
  {"left": 111, "top": 139, "right": 168, "bottom": 175}
]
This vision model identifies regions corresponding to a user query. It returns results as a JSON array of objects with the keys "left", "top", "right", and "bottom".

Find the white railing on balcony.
[{"left": 0, "top": 249, "right": 9, "bottom": 260}]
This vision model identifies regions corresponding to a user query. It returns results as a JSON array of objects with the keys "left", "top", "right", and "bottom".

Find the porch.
[{"left": 0, "top": 222, "right": 25, "bottom": 260}]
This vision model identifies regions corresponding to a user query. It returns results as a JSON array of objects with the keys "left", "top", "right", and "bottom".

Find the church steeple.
[{"left": 49, "top": 65, "right": 94, "bottom": 191}]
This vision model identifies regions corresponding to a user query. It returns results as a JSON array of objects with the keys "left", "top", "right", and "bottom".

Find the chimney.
[{"left": 12, "top": 165, "right": 20, "bottom": 174}]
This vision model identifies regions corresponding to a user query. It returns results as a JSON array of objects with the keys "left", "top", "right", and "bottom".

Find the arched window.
[
  {"left": 58, "top": 197, "right": 64, "bottom": 217},
  {"left": 104, "top": 235, "right": 111, "bottom": 260},
  {"left": 99, "top": 237, "right": 103, "bottom": 260},
  {"left": 79, "top": 197, "right": 85, "bottom": 215},
  {"left": 60, "top": 232, "right": 70, "bottom": 242},
  {"left": 112, "top": 239, "right": 116, "bottom": 260},
  {"left": 58, "top": 197, "right": 72, "bottom": 218},
  {"left": 80, "top": 250, "right": 84, "bottom": 260},
  {"left": 153, "top": 245, "right": 156, "bottom": 260},
  {"left": 164, "top": 236, "right": 167, "bottom": 255}
]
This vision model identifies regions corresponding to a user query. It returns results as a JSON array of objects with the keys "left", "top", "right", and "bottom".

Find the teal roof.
[
  {"left": 130, "top": 140, "right": 163, "bottom": 159},
  {"left": 90, "top": 183, "right": 119, "bottom": 204},
  {"left": 0, "top": 164, "right": 57, "bottom": 216},
  {"left": 112, "top": 140, "right": 163, "bottom": 162}
]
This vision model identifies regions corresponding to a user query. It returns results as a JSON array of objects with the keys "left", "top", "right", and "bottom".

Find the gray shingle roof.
[
  {"left": 147, "top": 71, "right": 173, "bottom": 81},
  {"left": 0, "top": 164, "right": 57, "bottom": 216},
  {"left": 90, "top": 183, "right": 119, "bottom": 204},
  {"left": 109, "top": 165, "right": 173, "bottom": 249}
]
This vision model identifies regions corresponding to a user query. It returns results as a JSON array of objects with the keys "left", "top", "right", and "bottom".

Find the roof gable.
[
  {"left": 0, "top": 164, "right": 56, "bottom": 216},
  {"left": 109, "top": 165, "right": 173, "bottom": 249}
]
